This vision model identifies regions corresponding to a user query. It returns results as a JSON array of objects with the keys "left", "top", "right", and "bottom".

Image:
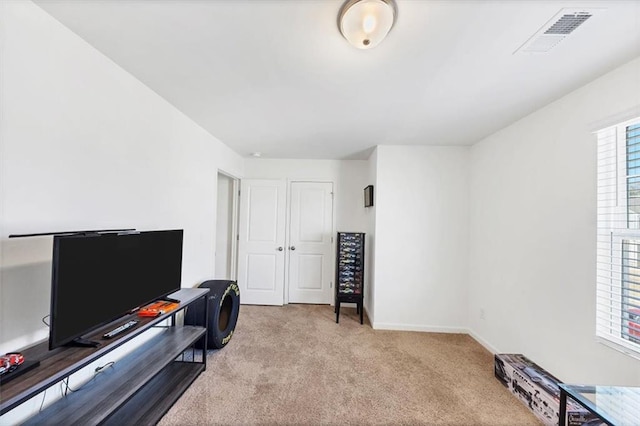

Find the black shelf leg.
[
  {"left": 336, "top": 301, "right": 340, "bottom": 323},
  {"left": 559, "top": 388, "right": 567, "bottom": 426},
  {"left": 359, "top": 301, "right": 363, "bottom": 325}
]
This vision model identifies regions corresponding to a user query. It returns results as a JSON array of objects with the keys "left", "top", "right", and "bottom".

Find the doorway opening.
[{"left": 215, "top": 171, "right": 239, "bottom": 280}]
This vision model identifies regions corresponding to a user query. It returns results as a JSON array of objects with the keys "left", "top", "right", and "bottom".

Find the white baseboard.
[
  {"left": 364, "top": 306, "right": 373, "bottom": 325},
  {"left": 466, "top": 328, "right": 501, "bottom": 354},
  {"left": 300, "top": 302, "right": 502, "bottom": 354},
  {"left": 372, "top": 322, "right": 467, "bottom": 334},
  {"left": 368, "top": 323, "right": 502, "bottom": 354}
]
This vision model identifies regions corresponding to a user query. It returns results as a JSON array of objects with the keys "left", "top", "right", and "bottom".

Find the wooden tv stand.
[{"left": 0, "top": 288, "right": 209, "bottom": 425}]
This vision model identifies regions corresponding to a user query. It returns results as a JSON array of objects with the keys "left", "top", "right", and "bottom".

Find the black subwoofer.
[{"left": 184, "top": 280, "right": 240, "bottom": 349}]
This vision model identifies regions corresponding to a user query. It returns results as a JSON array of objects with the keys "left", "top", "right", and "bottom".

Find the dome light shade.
[{"left": 338, "top": 0, "right": 396, "bottom": 49}]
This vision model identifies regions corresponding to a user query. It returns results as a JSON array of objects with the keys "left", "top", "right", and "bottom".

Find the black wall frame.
[{"left": 364, "top": 185, "right": 374, "bottom": 207}]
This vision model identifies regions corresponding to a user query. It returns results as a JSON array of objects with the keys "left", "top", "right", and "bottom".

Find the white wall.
[
  {"left": 469, "top": 56, "right": 640, "bottom": 386},
  {"left": 372, "top": 146, "right": 469, "bottom": 331},
  {"left": 0, "top": 0, "right": 243, "bottom": 355}
]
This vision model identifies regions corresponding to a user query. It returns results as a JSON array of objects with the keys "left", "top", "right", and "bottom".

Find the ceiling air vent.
[{"left": 514, "top": 8, "right": 599, "bottom": 54}]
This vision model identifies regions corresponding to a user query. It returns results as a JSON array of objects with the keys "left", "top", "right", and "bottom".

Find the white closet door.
[
  {"left": 237, "top": 179, "right": 286, "bottom": 305},
  {"left": 287, "top": 182, "right": 334, "bottom": 304}
]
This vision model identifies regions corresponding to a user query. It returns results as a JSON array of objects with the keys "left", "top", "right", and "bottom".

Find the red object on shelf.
[
  {"left": 0, "top": 353, "right": 25, "bottom": 376},
  {"left": 138, "top": 301, "right": 179, "bottom": 317}
]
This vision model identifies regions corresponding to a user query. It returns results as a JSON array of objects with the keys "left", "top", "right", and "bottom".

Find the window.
[
  {"left": 597, "top": 118, "right": 640, "bottom": 356},
  {"left": 621, "top": 240, "right": 640, "bottom": 343}
]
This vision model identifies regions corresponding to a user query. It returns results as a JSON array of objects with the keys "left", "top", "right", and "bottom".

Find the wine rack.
[{"left": 335, "top": 232, "right": 365, "bottom": 324}]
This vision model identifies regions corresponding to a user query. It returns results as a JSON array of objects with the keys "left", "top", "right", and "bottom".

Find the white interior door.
[
  {"left": 287, "top": 182, "right": 334, "bottom": 304},
  {"left": 237, "top": 179, "right": 286, "bottom": 305}
]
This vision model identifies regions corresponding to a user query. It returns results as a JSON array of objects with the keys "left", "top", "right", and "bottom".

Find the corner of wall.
[{"left": 467, "top": 328, "right": 500, "bottom": 355}]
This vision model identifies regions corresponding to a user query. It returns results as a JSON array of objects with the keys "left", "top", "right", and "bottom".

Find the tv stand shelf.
[{"left": 0, "top": 288, "right": 209, "bottom": 424}]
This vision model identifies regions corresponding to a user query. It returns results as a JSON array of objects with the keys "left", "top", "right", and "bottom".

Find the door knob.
[
  {"left": 290, "top": 246, "right": 296, "bottom": 251},
  {"left": 277, "top": 246, "right": 283, "bottom": 251}
]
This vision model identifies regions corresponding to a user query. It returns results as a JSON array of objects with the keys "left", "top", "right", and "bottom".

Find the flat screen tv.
[{"left": 49, "top": 229, "right": 183, "bottom": 350}]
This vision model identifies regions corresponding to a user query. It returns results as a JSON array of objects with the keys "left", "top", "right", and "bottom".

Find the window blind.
[{"left": 596, "top": 118, "right": 640, "bottom": 357}]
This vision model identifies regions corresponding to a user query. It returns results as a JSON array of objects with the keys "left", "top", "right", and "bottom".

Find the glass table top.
[{"left": 559, "top": 384, "right": 640, "bottom": 426}]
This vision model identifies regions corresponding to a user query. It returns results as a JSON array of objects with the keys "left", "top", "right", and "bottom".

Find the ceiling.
[{"left": 35, "top": 0, "right": 640, "bottom": 160}]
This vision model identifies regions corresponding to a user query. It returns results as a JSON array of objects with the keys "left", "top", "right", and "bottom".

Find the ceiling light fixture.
[
  {"left": 338, "top": 0, "right": 397, "bottom": 49},
  {"left": 251, "top": 152, "right": 262, "bottom": 158}
]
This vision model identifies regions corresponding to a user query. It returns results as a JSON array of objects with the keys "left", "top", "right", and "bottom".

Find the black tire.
[{"left": 184, "top": 280, "right": 240, "bottom": 349}]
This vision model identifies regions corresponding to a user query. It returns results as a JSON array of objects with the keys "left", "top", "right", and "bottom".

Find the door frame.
[
  {"left": 216, "top": 169, "right": 240, "bottom": 281},
  {"left": 283, "top": 179, "right": 336, "bottom": 305}
]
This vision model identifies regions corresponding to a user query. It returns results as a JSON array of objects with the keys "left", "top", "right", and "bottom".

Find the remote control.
[{"left": 102, "top": 320, "right": 139, "bottom": 339}]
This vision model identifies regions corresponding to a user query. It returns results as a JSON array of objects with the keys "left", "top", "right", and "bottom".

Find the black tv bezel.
[{"left": 48, "top": 229, "right": 183, "bottom": 350}]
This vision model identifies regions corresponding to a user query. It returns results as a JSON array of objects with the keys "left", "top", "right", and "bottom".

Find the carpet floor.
[{"left": 159, "top": 304, "right": 540, "bottom": 425}]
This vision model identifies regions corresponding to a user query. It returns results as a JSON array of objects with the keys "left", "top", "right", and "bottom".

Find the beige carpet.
[{"left": 160, "top": 304, "right": 539, "bottom": 425}]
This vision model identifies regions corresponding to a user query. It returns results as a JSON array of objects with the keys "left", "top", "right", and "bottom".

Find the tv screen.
[{"left": 49, "top": 229, "right": 183, "bottom": 349}]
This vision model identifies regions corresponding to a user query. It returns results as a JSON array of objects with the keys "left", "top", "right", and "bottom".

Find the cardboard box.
[{"left": 494, "top": 354, "right": 604, "bottom": 426}]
